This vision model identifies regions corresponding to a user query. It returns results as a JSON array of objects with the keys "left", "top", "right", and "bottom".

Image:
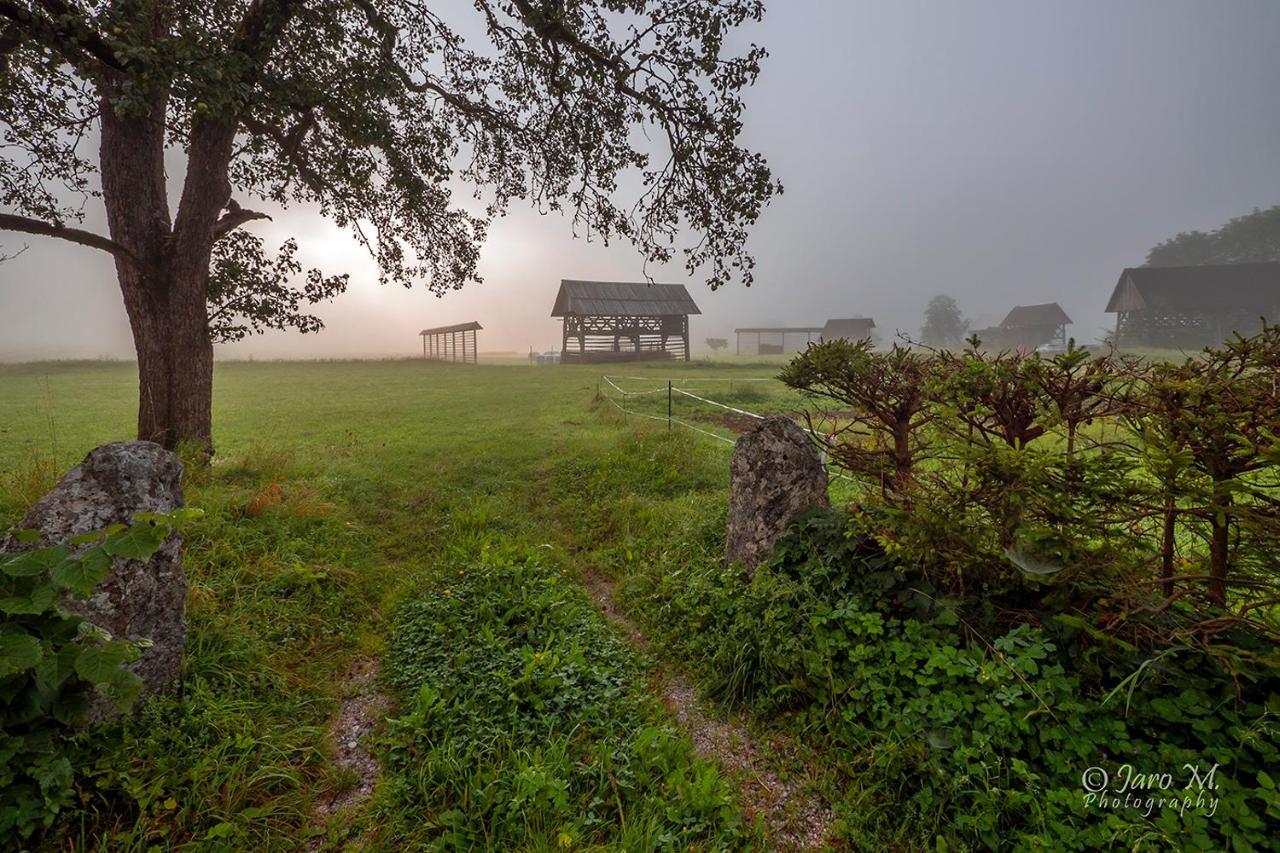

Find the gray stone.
[
  {"left": 3, "top": 441, "right": 186, "bottom": 707},
  {"left": 725, "top": 417, "right": 829, "bottom": 571}
]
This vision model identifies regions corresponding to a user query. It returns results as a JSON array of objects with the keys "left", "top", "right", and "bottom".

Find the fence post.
[{"left": 667, "top": 380, "right": 672, "bottom": 433}]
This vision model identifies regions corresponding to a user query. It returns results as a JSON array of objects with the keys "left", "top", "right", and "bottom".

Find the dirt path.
[
  {"left": 310, "top": 657, "right": 389, "bottom": 841},
  {"left": 581, "top": 569, "right": 834, "bottom": 851}
]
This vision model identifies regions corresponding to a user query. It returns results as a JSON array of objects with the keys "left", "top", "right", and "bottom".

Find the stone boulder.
[
  {"left": 725, "top": 416, "right": 830, "bottom": 571},
  {"left": 3, "top": 441, "right": 187, "bottom": 704}
]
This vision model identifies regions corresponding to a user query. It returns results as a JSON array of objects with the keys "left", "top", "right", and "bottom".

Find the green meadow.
[
  {"left": 0, "top": 359, "right": 810, "bottom": 850},
  {"left": 4, "top": 356, "right": 1276, "bottom": 851}
]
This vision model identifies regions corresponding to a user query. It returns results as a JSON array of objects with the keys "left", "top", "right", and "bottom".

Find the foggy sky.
[{"left": 2, "top": 0, "right": 1279, "bottom": 360}]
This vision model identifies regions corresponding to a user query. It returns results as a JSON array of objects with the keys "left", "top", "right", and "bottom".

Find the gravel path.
[{"left": 581, "top": 569, "right": 834, "bottom": 851}]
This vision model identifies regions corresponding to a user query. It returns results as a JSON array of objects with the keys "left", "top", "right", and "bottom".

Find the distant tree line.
[{"left": 1146, "top": 205, "right": 1280, "bottom": 266}]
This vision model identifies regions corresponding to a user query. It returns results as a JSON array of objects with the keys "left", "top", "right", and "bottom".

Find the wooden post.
[
  {"left": 667, "top": 380, "right": 672, "bottom": 432},
  {"left": 422, "top": 334, "right": 426, "bottom": 359}
]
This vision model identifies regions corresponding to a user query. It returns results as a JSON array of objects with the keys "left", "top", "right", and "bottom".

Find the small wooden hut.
[
  {"left": 820, "top": 317, "right": 876, "bottom": 342},
  {"left": 1106, "top": 263, "right": 1280, "bottom": 348},
  {"left": 552, "top": 280, "right": 700, "bottom": 363},
  {"left": 420, "top": 321, "right": 481, "bottom": 364},
  {"left": 975, "top": 303, "right": 1071, "bottom": 351}
]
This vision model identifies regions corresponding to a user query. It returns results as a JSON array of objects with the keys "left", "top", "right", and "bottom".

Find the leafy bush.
[
  {"left": 781, "top": 327, "right": 1280, "bottom": 632},
  {"left": 379, "top": 556, "right": 744, "bottom": 850},
  {"left": 625, "top": 509, "right": 1280, "bottom": 849},
  {"left": 0, "top": 515, "right": 187, "bottom": 842}
]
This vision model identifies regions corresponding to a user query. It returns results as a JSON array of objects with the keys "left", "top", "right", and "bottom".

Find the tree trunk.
[
  {"left": 98, "top": 84, "right": 228, "bottom": 455},
  {"left": 1206, "top": 478, "right": 1231, "bottom": 607},
  {"left": 892, "top": 419, "right": 912, "bottom": 493},
  {"left": 131, "top": 296, "right": 215, "bottom": 452},
  {"left": 1160, "top": 493, "right": 1177, "bottom": 599}
]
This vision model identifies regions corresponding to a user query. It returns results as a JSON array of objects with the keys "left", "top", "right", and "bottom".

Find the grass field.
[{"left": 0, "top": 358, "right": 824, "bottom": 850}]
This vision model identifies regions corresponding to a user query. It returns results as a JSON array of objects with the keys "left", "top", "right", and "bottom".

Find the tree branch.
[
  {"left": 0, "top": 212, "right": 139, "bottom": 266},
  {"left": 213, "top": 201, "right": 272, "bottom": 239},
  {"left": 0, "top": 0, "right": 124, "bottom": 71}
]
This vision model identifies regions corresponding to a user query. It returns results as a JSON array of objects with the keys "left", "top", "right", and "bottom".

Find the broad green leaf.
[
  {"left": 0, "top": 633, "right": 43, "bottom": 676},
  {"left": 74, "top": 644, "right": 128, "bottom": 684},
  {"left": 31, "top": 756, "right": 73, "bottom": 795},
  {"left": 50, "top": 549, "right": 112, "bottom": 597},
  {"left": 34, "top": 643, "right": 80, "bottom": 690},
  {"left": 52, "top": 690, "right": 90, "bottom": 725},
  {"left": 104, "top": 667, "right": 143, "bottom": 711},
  {"left": 0, "top": 581, "right": 59, "bottom": 615},
  {"left": 1, "top": 545, "right": 66, "bottom": 578},
  {"left": 102, "top": 523, "right": 169, "bottom": 560}
]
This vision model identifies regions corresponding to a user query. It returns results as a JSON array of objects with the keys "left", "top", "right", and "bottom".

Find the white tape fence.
[{"left": 595, "top": 374, "right": 869, "bottom": 485}]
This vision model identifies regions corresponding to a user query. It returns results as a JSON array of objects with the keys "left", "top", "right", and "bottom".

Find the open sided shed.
[
  {"left": 733, "top": 327, "right": 824, "bottom": 355},
  {"left": 552, "top": 280, "right": 700, "bottom": 363},
  {"left": 420, "top": 321, "right": 481, "bottom": 364},
  {"left": 820, "top": 317, "right": 876, "bottom": 342},
  {"left": 1106, "top": 263, "right": 1280, "bottom": 348}
]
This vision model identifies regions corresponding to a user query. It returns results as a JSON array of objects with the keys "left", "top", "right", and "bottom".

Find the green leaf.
[
  {"left": 104, "top": 667, "right": 142, "bottom": 711},
  {"left": 50, "top": 549, "right": 112, "bottom": 597},
  {"left": 67, "top": 530, "right": 106, "bottom": 546},
  {"left": 0, "top": 581, "right": 59, "bottom": 615},
  {"left": 1, "top": 545, "right": 66, "bottom": 578},
  {"left": 52, "top": 690, "right": 90, "bottom": 725},
  {"left": 102, "top": 523, "right": 169, "bottom": 560},
  {"left": 34, "top": 643, "right": 80, "bottom": 690},
  {"left": 0, "top": 633, "right": 43, "bottom": 677},
  {"left": 74, "top": 644, "right": 128, "bottom": 685},
  {"left": 31, "top": 756, "right": 72, "bottom": 795}
]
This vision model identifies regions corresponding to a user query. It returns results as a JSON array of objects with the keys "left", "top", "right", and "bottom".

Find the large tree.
[
  {"left": 1145, "top": 205, "right": 1280, "bottom": 266},
  {"left": 919, "top": 293, "right": 966, "bottom": 347},
  {"left": 0, "top": 1, "right": 778, "bottom": 452}
]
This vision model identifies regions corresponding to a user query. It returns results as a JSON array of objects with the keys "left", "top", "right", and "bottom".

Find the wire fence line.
[
  {"left": 671, "top": 387, "right": 765, "bottom": 419},
  {"left": 595, "top": 374, "right": 873, "bottom": 487}
]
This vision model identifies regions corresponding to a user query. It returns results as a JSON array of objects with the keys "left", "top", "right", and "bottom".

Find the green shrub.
[
  {"left": 625, "top": 508, "right": 1280, "bottom": 849},
  {"left": 0, "top": 515, "right": 188, "bottom": 843}
]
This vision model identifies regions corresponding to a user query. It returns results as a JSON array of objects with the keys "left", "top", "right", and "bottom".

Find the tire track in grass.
[{"left": 581, "top": 568, "right": 834, "bottom": 852}]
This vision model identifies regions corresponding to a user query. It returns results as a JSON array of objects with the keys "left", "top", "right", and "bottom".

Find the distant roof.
[
  {"left": 734, "top": 326, "right": 825, "bottom": 334},
  {"left": 420, "top": 321, "right": 482, "bottom": 335},
  {"left": 1105, "top": 263, "right": 1280, "bottom": 313},
  {"left": 1000, "top": 303, "right": 1072, "bottom": 329},
  {"left": 551, "top": 280, "right": 701, "bottom": 317},
  {"left": 821, "top": 317, "right": 876, "bottom": 339}
]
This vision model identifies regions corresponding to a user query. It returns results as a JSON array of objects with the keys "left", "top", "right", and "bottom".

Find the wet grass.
[{"left": 0, "top": 358, "right": 789, "bottom": 850}]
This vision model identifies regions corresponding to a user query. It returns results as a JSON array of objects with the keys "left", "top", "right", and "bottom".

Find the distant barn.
[
  {"left": 552, "top": 279, "right": 700, "bottom": 363},
  {"left": 975, "top": 303, "right": 1071, "bottom": 351},
  {"left": 1106, "top": 263, "right": 1280, "bottom": 349},
  {"left": 820, "top": 317, "right": 876, "bottom": 342}
]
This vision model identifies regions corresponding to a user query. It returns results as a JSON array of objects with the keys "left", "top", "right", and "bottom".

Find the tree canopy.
[
  {"left": 0, "top": 1, "right": 779, "bottom": 447},
  {"left": 920, "top": 294, "right": 967, "bottom": 347},
  {"left": 1145, "top": 205, "right": 1280, "bottom": 266}
]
